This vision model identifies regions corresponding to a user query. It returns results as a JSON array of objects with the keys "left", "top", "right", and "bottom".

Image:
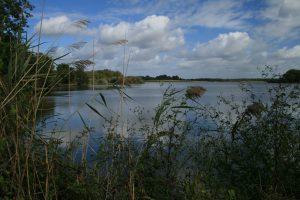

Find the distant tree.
[
  {"left": 171, "top": 75, "right": 181, "bottom": 80},
  {"left": 90, "top": 69, "right": 123, "bottom": 84},
  {"left": 56, "top": 63, "right": 75, "bottom": 84},
  {"left": 75, "top": 67, "right": 89, "bottom": 87},
  {"left": 143, "top": 75, "right": 153, "bottom": 80},
  {"left": 30, "top": 53, "right": 55, "bottom": 87},
  {"left": 154, "top": 74, "right": 182, "bottom": 80},
  {"left": 281, "top": 69, "right": 300, "bottom": 83},
  {"left": 56, "top": 63, "right": 90, "bottom": 86}
]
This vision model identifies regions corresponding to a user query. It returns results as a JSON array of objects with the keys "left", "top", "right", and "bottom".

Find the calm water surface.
[{"left": 40, "top": 81, "right": 271, "bottom": 141}]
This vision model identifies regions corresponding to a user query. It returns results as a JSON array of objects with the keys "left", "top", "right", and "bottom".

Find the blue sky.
[{"left": 27, "top": 0, "right": 300, "bottom": 78}]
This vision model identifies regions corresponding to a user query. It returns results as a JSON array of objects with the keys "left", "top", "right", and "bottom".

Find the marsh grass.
[{"left": 0, "top": 4, "right": 299, "bottom": 200}]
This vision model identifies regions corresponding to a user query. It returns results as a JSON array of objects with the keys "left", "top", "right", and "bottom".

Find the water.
[{"left": 39, "top": 81, "right": 272, "bottom": 142}]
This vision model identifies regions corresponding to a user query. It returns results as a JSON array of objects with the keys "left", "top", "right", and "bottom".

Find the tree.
[
  {"left": 281, "top": 69, "right": 300, "bottom": 83},
  {"left": 75, "top": 67, "right": 89, "bottom": 87},
  {"left": 0, "top": 0, "right": 33, "bottom": 75},
  {"left": 0, "top": 0, "right": 33, "bottom": 40},
  {"left": 56, "top": 63, "right": 75, "bottom": 84}
]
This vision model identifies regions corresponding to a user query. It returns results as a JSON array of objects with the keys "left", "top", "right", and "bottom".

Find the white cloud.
[
  {"left": 278, "top": 45, "right": 300, "bottom": 58},
  {"left": 173, "top": 0, "right": 248, "bottom": 29},
  {"left": 190, "top": 32, "right": 251, "bottom": 60},
  {"left": 98, "top": 15, "right": 184, "bottom": 51},
  {"left": 50, "top": 15, "right": 185, "bottom": 73},
  {"left": 259, "top": 0, "right": 300, "bottom": 38},
  {"left": 37, "top": 0, "right": 300, "bottom": 78},
  {"left": 35, "top": 15, "right": 95, "bottom": 36}
]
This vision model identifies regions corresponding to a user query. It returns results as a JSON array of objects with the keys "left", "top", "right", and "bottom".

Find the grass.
[
  {"left": 1, "top": 43, "right": 299, "bottom": 200},
  {"left": 0, "top": 4, "right": 299, "bottom": 199}
]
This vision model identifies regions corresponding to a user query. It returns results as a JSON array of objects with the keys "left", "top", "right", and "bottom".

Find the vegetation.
[
  {"left": 0, "top": 1, "right": 299, "bottom": 199},
  {"left": 55, "top": 63, "right": 89, "bottom": 87},
  {"left": 142, "top": 74, "right": 182, "bottom": 81},
  {"left": 0, "top": 0, "right": 33, "bottom": 75},
  {"left": 86, "top": 69, "right": 122, "bottom": 85},
  {"left": 280, "top": 69, "right": 300, "bottom": 83},
  {"left": 86, "top": 69, "right": 144, "bottom": 85},
  {"left": 56, "top": 63, "right": 75, "bottom": 84},
  {"left": 264, "top": 69, "right": 300, "bottom": 83},
  {"left": 188, "top": 78, "right": 267, "bottom": 82},
  {"left": 185, "top": 86, "right": 206, "bottom": 99},
  {"left": 123, "top": 76, "right": 144, "bottom": 84}
]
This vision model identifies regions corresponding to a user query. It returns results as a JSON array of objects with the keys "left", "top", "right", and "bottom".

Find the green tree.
[
  {"left": 0, "top": 0, "right": 33, "bottom": 39},
  {"left": 75, "top": 67, "right": 89, "bottom": 87},
  {"left": 281, "top": 69, "right": 300, "bottom": 83},
  {"left": 56, "top": 63, "right": 75, "bottom": 84},
  {"left": 0, "top": 0, "right": 33, "bottom": 75}
]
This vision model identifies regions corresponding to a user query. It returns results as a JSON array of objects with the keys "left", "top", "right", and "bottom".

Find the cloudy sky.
[{"left": 27, "top": 0, "right": 300, "bottom": 78}]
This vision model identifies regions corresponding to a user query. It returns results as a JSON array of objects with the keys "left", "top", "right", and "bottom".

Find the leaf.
[
  {"left": 77, "top": 111, "right": 90, "bottom": 131},
  {"left": 53, "top": 52, "right": 71, "bottom": 61},
  {"left": 118, "top": 88, "right": 134, "bottom": 101},
  {"left": 86, "top": 103, "right": 109, "bottom": 122},
  {"left": 154, "top": 102, "right": 169, "bottom": 126},
  {"left": 171, "top": 105, "right": 194, "bottom": 109},
  {"left": 99, "top": 93, "right": 107, "bottom": 107}
]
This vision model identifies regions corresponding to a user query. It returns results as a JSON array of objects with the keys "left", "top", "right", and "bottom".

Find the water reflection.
[{"left": 38, "top": 81, "right": 272, "bottom": 143}]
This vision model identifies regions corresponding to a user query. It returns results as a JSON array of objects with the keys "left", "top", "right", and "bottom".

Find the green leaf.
[
  {"left": 86, "top": 103, "right": 109, "bottom": 122},
  {"left": 99, "top": 93, "right": 107, "bottom": 107}
]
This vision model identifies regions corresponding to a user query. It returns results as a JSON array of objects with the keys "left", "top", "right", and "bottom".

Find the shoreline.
[{"left": 144, "top": 79, "right": 268, "bottom": 83}]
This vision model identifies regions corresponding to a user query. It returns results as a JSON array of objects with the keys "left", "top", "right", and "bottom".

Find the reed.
[{"left": 0, "top": 1, "right": 299, "bottom": 199}]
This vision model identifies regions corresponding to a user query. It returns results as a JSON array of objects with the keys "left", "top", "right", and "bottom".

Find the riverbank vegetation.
[
  {"left": 0, "top": 1, "right": 299, "bottom": 199},
  {"left": 142, "top": 74, "right": 182, "bottom": 81},
  {"left": 86, "top": 69, "right": 144, "bottom": 86},
  {"left": 185, "top": 86, "right": 206, "bottom": 99},
  {"left": 268, "top": 69, "right": 300, "bottom": 83},
  {"left": 140, "top": 70, "right": 300, "bottom": 83}
]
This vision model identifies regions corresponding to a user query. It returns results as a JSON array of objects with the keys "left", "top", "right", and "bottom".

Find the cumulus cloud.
[
  {"left": 98, "top": 15, "right": 184, "bottom": 51},
  {"left": 36, "top": 0, "right": 300, "bottom": 78},
  {"left": 188, "top": 32, "right": 251, "bottom": 61},
  {"left": 35, "top": 15, "right": 94, "bottom": 36},
  {"left": 50, "top": 15, "right": 185, "bottom": 73}
]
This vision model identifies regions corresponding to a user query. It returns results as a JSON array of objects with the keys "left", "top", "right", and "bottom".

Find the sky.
[{"left": 27, "top": 0, "right": 300, "bottom": 78}]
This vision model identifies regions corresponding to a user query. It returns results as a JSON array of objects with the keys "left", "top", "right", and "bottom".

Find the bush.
[{"left": 185, "top": 86, "right": 206, "bottom": 99}]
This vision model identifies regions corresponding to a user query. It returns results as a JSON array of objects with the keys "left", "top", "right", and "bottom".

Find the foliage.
[
  {"left": 0, "top": 0, "right": 33, "bottom": 38},
  {"left": 0, "top": 1, "right": 299, "bottom": 199},
  {"left": 1, "top": 45, "right": 299, "bottom": 199},
  {"left": 142, "top": 74, "right": 182, "bottom": 81},
  {"left": 281, "top": 69, "right": 300, "bottom": 83},
  {"left": 56, "top": 63, "right": 75, "bottom": 84},
  {"left": 56, "top": 63, "right": 90, "bottom": 87},
  {"left": 75, "top": 66, "right": 89, "bottom": 87},
  {"left": 185, "top": 86, "right": 206, "bottom": 99},
  {"left": 86, "top": 69, "right": 144, "bottom": 85},
  {"left": 0, "top": 0, "right": 33, "bottom": 75},
  {"left": 188, "top": 83, "right": 300, "bottom": 199},
  {"left": 86, "top": 69, "right": 122, "bottom": 84}
]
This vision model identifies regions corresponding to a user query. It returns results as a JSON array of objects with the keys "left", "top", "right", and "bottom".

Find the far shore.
[
  {"left": 54, "top": 79, "right": 270, "bottom": 91},
  {"left": 144, "top": 79, "right": 268, "bottom": 83}
]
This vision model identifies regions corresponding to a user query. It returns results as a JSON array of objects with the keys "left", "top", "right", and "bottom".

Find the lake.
[{"left": 39, "top": 81, "right": 272, "bottom": 142}]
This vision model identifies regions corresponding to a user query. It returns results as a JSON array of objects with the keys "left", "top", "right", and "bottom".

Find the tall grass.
[{"left": 0, "top": 5, "right": 299, "bottom": 200}]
